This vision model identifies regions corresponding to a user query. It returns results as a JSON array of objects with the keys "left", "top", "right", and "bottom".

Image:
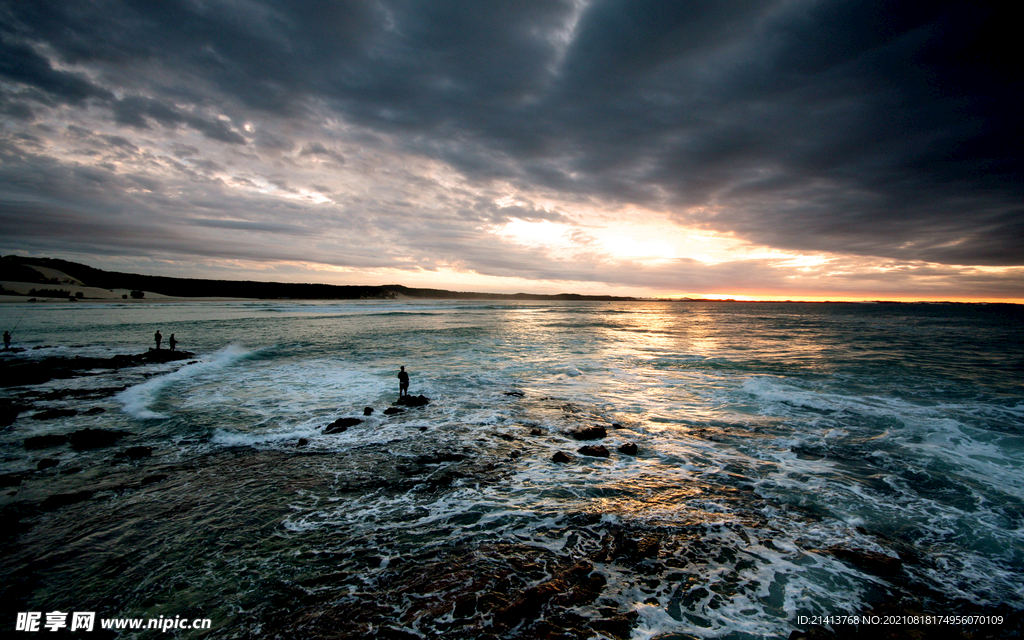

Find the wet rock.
[
  {"left": 529, "top": 427, "right": 544, "bottom": 436},
  {"left": 31, "top": 408, "right": 78, "bottom": 420},
  {"left": 396, "top": 394, "right": 430, "bottom": 407},
  {"left": 36, "top": 458, "right": 59, "bottom": 470},
  {"left": 297, "top": 438, "right": 309, "bottom": 447},
  {"left": 552, "top": 451, "right": 574, "bottom": 463},
  {"left": 826, "top": 547, "right": 903, "bottom": 577},
  {"left": 325, "top": 417, "right": 362, "bottom": 434},
  {"left": 791, "top": 444, "right": 826, "bottom": 461},
  {"left": 615, "top": 533, "right": 661, "bottom": 562},
  {"left": 41, "top": 490, "right": 95, "bottom": 510},
  {"left": 68, "top": 428, "right": 132, "bottom": 451},
  {"left": 495, "top": 561, "right": 606, "bottom": 629},
  {"left": 116, "top": 446, "right": 153, "bottom": 460},
  {"left": 591, "top": 612, "right": 638, "bottom": 640},
  {"left": 40, "top": 387, "right": 126, "bottom": 401},
  {"left": 0, "top": 472, "right": 26, "bottom": 487},
  {"left": 578, "top": 445, "right": 610, "bottom": 457},
  {"left": 24, "top": 434, "right": 69, "bottom": 450},
  {"left": 140, "top": 474, "right": 167, "bottom": 486},
  {"left": 618, "top": 442, "right": 638, "bottom": 455},
  {"left": 83, "top": 407, "right": 106, "bottom": 415},
  {"left": 383, "top": 407, "right": 404, "bottom": 415},
  {"left": 363, "top": 407, "right": 374, "bottom": 416},
  {"left": 416, "top": 452, "right": 466, "bottom": 464},
  {"left": 504, "top": 390, "right": 525, "bottom": 398},
  {"left": 143, "top": 349, "right": 196, "bottom": 363},
  {"left": 0, "top": 399, "right": 20, "bottom": 426},
  {"left": 495, "top": 577, "right": 564, "bottom": 626},
  {"left": 569, "top": 425, "right": 606, "bottom": 440},
  {"left": 2, "top": 350, "right": 196, "bottom": 388}
]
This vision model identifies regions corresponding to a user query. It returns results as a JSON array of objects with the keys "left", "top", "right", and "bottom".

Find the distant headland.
[{"left": 0, "top": 255, "right": 638, "bottom": 302}]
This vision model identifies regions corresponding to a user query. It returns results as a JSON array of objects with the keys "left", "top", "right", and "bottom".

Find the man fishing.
[{"left": 398, "top": 366, "right": 409, "bottom": 398}]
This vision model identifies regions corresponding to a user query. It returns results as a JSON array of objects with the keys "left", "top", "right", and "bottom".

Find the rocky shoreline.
[
  {"left": 0, "top": 347, "right": 197, "bottom": 389},
  {"left": 1, "top": 351, "right": 1021, "bottom": 639}
]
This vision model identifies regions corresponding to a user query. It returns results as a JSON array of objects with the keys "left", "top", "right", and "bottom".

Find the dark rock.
[
  {"left": 616, "top": 534, "right": 661, "bottom": 561},
  {"left": 826, "top": 547, "right": 903, "bottom": 577},
  {"left": 36, "top": 458, "right": 59, "bottom": 470},
  {"left": 579, "top": 445, "right": 610, "bottom": 457},
  {"left": 383, "top": 407, "right": 404, "bottom": 415},
  {"left": 416, "top": 452, "right": 466, "bottom": 464},
  {"left": 325, "top": 417, "right": 361, "bottom": 434},
  {"left": 140, "top": 474, "right": 167, "bottom": 486},
  {"left": 41, "top": 490, "right": 95, "bottom": 510},
  {"left": 495, "top": 561, "right": 605, "bottom": 629},
  {"left": 31, "top": 408, "right": 78, "bottom": 420},
  {"left": 396, "top": 394, "right": 430, "bottom": 407},
  {"left": 363, "top": 406, "right": 374, "bottom": 416},
  {"left": 116, "top": 446, "right": 152, "bottom": 460},
  {"left": 529, "top": 427, "right": 544, "bottom": 436},
  {"left": 24, "top": 434, "right": 69, "bottom": 450},
  {"left": 569, "top": 425, "right": 606, "bottom": 440},
  {"left": 618, "top": 442, "right": 638, "bottom": 455},
  {"left": 143, "top": 349, "right": 196, "bottom": 363},
  {"left": 504, "top": 390, "right": 525, "bottom": 398},
  {"left": 552, "top": 451, "right": 574, "bottom": 463},
  {"left": 0, "top": 349, "right": 196, "bottom": 388},
  {"left": 495, "top": 578, "right": 564, "bottom": 627},
  {"left": 297, "top": 438, "right": 309, "bottom": 447},
  {"left": 591, "top": 613, "right": 638, "bottom": 640},
  {"left": 0, "top": 399, "right": 19, "bottom": 426},
  {"left": 0, "top": 472, "right": 25, "bottom": 487},
  {"left": 83, "top": 407, "right": 106, "bottom": 415},
  {"left": 68, "top": 428, "right": 131, "bottom": 451}
]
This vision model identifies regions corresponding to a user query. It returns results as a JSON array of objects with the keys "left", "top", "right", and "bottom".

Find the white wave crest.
[{"left": 116, "top": 345, "right": 255, "bottom": 420}]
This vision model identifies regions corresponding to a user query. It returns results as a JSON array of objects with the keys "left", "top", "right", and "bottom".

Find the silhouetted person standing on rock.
[
  {"left": 3, "top": 330, "right": 10, "bottom": 350},
  {"left": 154, "top": 330, "right": 162, "bottom": 350},
  {"left": 169, "top": 334, "right": 177, "bottom": 351},
  {"left": 398, "top": 366, "right": 409, "bottom": 398}
]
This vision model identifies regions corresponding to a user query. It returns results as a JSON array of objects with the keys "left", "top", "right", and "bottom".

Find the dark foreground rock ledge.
[{"left": 1, "top": 349, "right": 196, "bottom": 388}]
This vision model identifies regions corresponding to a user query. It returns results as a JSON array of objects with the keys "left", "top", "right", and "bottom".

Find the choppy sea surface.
[{"left": 1, "top": 299, "right": 1022, "bottom": 639}]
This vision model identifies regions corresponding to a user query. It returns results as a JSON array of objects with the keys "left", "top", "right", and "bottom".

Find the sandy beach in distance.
[{"left": 0, "top": 282, "right": 255, "bottom": 304}]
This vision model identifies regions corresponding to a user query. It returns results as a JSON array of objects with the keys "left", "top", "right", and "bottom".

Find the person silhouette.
[
  {"left": 2, "top": 330, "right": 10, "bottom": 350},
  {"left": 154, "top": 330, "right": 162, "bottom": 350},
  {"left": 169, "top": 334, "right": 177, "bottom": 351},
  {"left": 398, "top": 366, "right": 410, "bottom": 398}
]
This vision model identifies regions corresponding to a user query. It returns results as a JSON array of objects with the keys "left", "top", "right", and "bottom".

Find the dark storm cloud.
[
  {"left": 112, "top": 97, "right": 247, "bottom": 144},
  {"left": 0, "top": 34, "right": 113, "bottom": 105},
  {"left": 0, "top": 0, "right": 1021, "bottom": 286}
]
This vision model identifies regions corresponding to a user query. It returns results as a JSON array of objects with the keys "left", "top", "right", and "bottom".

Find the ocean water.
[{"left": 1, "top": 299, "right": 1022, "bottom": 639}]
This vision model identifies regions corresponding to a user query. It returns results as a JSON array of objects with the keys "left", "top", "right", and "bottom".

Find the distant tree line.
[{"left": 1, "top": 256, "right": 637, "bottom": 301}]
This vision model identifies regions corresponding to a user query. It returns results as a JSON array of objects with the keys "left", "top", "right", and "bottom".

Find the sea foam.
[{"left": 116, "top": 345, "right": 255, "bottom": 419}]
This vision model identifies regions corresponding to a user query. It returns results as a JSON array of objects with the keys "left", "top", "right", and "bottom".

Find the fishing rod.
[{"left": 7, "top": 306, "right": 29, "bottom": 336}]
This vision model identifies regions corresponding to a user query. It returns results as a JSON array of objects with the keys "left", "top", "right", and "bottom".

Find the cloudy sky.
[{"left": 1, "top": 0, "right": 1021, "bottom": 300}]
